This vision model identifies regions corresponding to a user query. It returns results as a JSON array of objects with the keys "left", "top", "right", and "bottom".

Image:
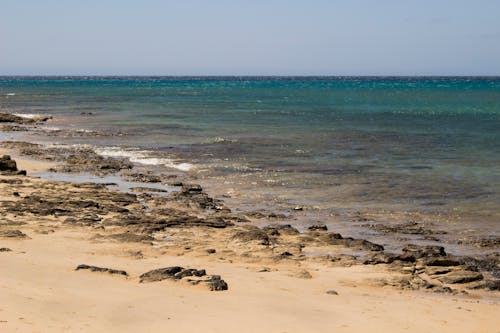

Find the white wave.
[
  {"left": 5, "top": 93, "right": 16, "bottom": 96},
  {"left": 13, "top": 113, "right": 38, "bottom": 119},
  {"left": 204, "top": 137, "right": 238, "bottom": 144},
  {"left": 95, "top": 147, "right": 193, "bottom": 171}
]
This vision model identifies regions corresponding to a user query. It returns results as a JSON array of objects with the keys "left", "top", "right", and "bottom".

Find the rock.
[
  {"left": 139, "top": 266, "right": 184, "bottom": 282},
  {"left": 425, "top": 267, "right": 452, "bottom": 275},
  {"left": 308, "top": 224, "right": 328, "bottom": 231},
  {"left": 130, "top": 187, "right": 167, "bottom": 193},
  {"left": 123, "top": 172, "right": 162, "bottom": 183},
  {"left": 343, "top": 238, "right": 384, "bottom": 251},
  {"left": 232, "top": 227, "right": 270, "bottom": 246},
  {"left": 0, "top": 155, "right": 18, "bottom": 171},
  {"left": 481, "top": 280, "right": 500, "bottom": 291},
  {"left": 139, "top": 266, "right": 226, "bottom": 291},
  {"left": 75, "top": 264, "right": 128, "bottom": 276},
  {"left": 0, "top": 230, "right": 27, "bottom": 238},
  {"left": 437, "top": 270, "right": 484, "bottom": 284},
  {"left": 363, "top": 252, "right": 395, "bottom": 265},
  {"left": 204, "top": 275, "right": 229, "bottom": 291},
  {"left": 362, "top": 221, "right": 446, "bottom": 236},
  {"left": 457, "top": 237, "right": 500, "bottom": 248},
  {"left": 319, "top": 232, "right": 384, "bottom": 251},
  {"left": 206, "top": 248, "right": 216, "bottom": 254},
  {"left": 263, "top": 224, "right": 300, "bottom": 236},
  {"left": 424, "top": 257, "right": 461, "bottom": 267},
  {"left": 458, "top": 254, "right": 500, "bottom": 278},
  {"left": 326, "top": 290, "right": 339, "bottom": 295},
  {"left": 0, "top": 113, "right": 33, "bottom": 124},
  {"left": 139, "top": 266, "right": 206, "bottom": 282},
  {"left": 181, "top": 184, "right": 203, "bottom": 194},
  {"left": 0, "top": 247, "right": 12, "bottom": 252},
  {"left": 401, "top": 244, "right": 446, "bottom": 260}
]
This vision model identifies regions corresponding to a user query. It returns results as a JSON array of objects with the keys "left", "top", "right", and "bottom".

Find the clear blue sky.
[{"left": 1, "top": 0, "right": 499, "bottom": 75}]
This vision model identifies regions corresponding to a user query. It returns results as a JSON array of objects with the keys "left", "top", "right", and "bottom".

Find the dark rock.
[
  {"left": 458, "top": 254, "right": 500, "bottom": 278},
  {"left": 123, "top": 172, "right": 162, "bottom": 183},
  {"left": 130, "top": 187, "right": 168, "bottom": 193},
  {"left": 280, "top": 251, "right": 294, "bottom": 257},
  {"left": 308, "top": 224, "right": 328, "bottom": 231},
  {"left": 232, "top": 227, "right": 270, "bottom": 246},
  {"left": 0, "top": 113, "right": 33, "bottom": 124},
  {"left": 139, "top": 266, "right": 184, "bottom": 282},
  {"left": 0, "top": 155, "right": 18, "bottom": 172},
  {"left": 322, "top": 233, "right": 384, "bottom": 251},
  {"left": 437, "top": 270, "right": 484, "bottom": 284},
  {"left": 401, "top": 244, "right": 446, "bottom": 259},
  {"left": 424, "top": 257, "right": 461, "bottom": 267},
  {"left": 425, "top": 267, "right": 452, "bottom": 275},
  {"left": 75, "top": 264, "right": 128, "bottom": 276},
  {"left": 173, "top": 268, "right": 206, "bottom": 280},
  {"left": 263, "top": 224, "right": 300, "bottom": 236},
  {"left": 457, "top": 237, "right": 500, "bottom": 248},
  {"left": 181, "top": 184, "right": 203, "bottom": 194},
  {"left": 326, "top": 290, "right": 339, "bottom": 295},
  {"left": 0, "top": 247, "right": 12, "bottom": 252},
  {"left": 342, "top": 238, "right": 384, "bottom": 251},
  {"left": 482, "top": 280, "right": 500, "bottom": 291},
  {"left": 0, "top": 230, "right": 27, "bottom": 238},
  {"left": 363, "top": 252, "right": 395, "bottom": 265},
  {"left": 139, "top": 266, "right": 207, "bottom": 282},
  {"left": 362, "top": 221, "right": 446, "bottom": 236},
  {"left": 205, "top": 275, "right": 228, "bottom": 291},
  {"left": 206, "top": 249, "right": 216, "bottom": 254}
]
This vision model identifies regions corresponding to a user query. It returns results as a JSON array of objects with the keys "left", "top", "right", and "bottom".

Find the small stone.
[
  {"left": 326, "top": 290, "right": 339, "bottom": 295},
  {"left": 206, "top": 249, "right": 216, "bottom": 254}
]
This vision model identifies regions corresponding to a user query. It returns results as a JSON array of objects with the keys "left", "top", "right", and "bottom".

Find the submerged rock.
[{"left": 308, "top": 224, "right": 328, "bottom": 231}]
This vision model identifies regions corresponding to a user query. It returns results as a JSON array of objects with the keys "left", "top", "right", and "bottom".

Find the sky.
[{"left": 1, "top": 0, "right": 499, "bottom": 76}]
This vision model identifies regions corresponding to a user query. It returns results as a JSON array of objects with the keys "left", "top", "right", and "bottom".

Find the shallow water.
[{"left": 1, "top": 76, "right": 499, "bottom": 252}]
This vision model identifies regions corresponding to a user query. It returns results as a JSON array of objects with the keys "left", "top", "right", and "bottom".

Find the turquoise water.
[{"left": 1, "top": 76, "right": 500, "bottom": 233}]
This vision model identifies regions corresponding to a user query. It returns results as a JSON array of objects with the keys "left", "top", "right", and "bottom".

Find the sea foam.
[{"left": 95, "top": 147, "right": 193, "bottom": 171}]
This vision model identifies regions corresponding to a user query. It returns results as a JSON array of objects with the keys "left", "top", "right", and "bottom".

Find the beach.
[{"left": 1, "top": 112, "right": 499, "bottom": 332}]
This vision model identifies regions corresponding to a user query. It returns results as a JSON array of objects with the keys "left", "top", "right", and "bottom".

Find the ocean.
[{"left": 1, "top": 76, "right": 499, "bottom": 253}]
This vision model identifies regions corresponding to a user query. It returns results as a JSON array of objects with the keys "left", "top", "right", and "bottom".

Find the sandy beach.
[{"left": 1, "top": 138, "right": 499, "bottom": 333}]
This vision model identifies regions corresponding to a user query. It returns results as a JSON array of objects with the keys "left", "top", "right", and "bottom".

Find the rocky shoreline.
[{"left": 0, "top": 112, "right": 499, "bottom": 296}]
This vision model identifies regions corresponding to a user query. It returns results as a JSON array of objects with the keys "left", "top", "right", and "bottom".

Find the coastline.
[{"left": 0, "top": 113, "right": 499, "bottom": 332}]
